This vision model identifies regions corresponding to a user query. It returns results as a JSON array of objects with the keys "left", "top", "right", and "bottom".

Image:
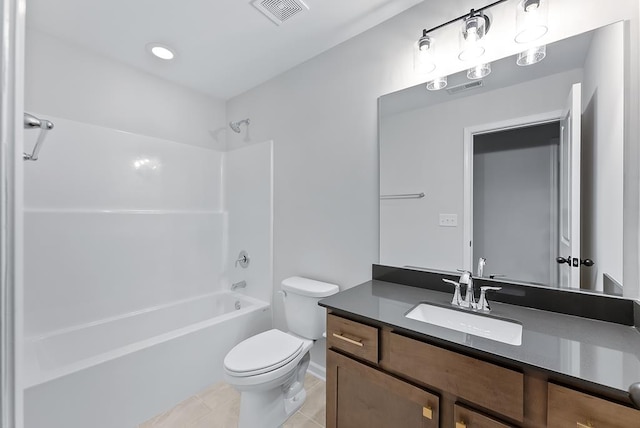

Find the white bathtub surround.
[
  {"left": 23, "top": 116, "right": 275, "bottom": 427},
  {"left": 224, "top": 140, "right": 274, "bottom": 303},
  {"left": 23, "top": 116, "right": 226, "bottom": 337},
  {"left": 24, "top": 209, "right": 225, "bottom": 335},
  {"left": 24, "top": 292, "right": 270, "bottom": 428}
]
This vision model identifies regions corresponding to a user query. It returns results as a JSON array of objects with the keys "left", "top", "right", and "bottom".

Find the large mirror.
[{"left": 379, "top": 22, "right": 624, "bottom": 294}]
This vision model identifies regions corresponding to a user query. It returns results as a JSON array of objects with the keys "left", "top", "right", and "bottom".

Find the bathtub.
[{"left": 24, "top": 291, "right": 271, "bottom": 428}]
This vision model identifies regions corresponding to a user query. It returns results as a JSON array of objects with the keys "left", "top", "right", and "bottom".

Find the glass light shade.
[
  {"left": 516, "top": 45, "right": 546, "bottom": 66},
  {"left": 414, "top": 34, "right": 437, "bottom": 75},
  {"left": 515, "top": 0, "right": 549, "bottom": 43},
  {"left": 426, "top": 76, "right": 447, "bottom": 91},
  {"left": 459, "top": 13, "right": 487, "bottom": 61},
  {"left": 467, "top": 63, "right": 491, "bottom": 79}
]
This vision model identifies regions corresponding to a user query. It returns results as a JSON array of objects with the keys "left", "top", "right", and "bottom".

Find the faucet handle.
[
  {"left": 443, "top": 279, "right": 463, "bottom": 306},
  {"left": 478, "top": 286, "right": 502, "bottom": 312},
  {"left": 235, "top": 250, "right": 250, "bottom": 268},
  {"left": 456, "top": 269, "right": 472, "bottom": 284}
]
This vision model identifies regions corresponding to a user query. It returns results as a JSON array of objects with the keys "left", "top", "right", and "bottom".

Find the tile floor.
[{"left": 139, "top": 374, "right": 326, "bottom": 428}]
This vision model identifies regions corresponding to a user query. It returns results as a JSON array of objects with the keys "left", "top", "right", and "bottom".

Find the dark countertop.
[{"left": 319, "top": 279, "right": 640, "bottom": 399}]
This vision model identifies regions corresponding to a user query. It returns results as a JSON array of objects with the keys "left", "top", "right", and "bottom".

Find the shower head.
[{"left": 229, "top": 118, "right": 250, "bottom": 133}]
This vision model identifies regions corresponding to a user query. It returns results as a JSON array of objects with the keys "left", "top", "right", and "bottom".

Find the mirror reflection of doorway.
[{"left": 472, "top": 122, "right": 560, "bottom": 286}]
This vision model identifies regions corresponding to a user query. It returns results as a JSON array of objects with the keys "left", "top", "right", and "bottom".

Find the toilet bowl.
[{"left": 223, "top": 277, "right": 339, "bottom": 428}]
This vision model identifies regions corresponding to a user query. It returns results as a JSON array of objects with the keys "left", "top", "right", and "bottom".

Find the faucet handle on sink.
[
  {"left": 478, "top": 286, "right": 502, "bottom": 312},
  {"left": 456, "top": 269, "right": 472, "bottom": 284},
  {"left": 443, "top": 279, "right": 463, "bottom": 306}
]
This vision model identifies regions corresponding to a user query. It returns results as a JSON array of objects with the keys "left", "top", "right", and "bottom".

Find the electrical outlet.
[{"left": 439, "top": 214, "right": 458, "bottom": 227}]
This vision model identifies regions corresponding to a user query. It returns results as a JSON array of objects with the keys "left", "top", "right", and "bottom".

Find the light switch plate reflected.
[{"left": 439, "top": 214, "right": 458, "bottom": 227}]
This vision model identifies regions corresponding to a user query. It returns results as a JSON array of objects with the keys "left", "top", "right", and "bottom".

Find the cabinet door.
[{"left": 327, "top": 350, "right": 439, "bottom": 428}]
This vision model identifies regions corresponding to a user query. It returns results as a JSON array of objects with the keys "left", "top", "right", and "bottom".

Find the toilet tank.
[{"left": 282, "top": 276, "right": 339, "bottom": 340}]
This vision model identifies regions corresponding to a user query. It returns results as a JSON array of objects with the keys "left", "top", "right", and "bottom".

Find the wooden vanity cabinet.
[{"left": 326, "top": 312, "right": 640, "bottom": 428}]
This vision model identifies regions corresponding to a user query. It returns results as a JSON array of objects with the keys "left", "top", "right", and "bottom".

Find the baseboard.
[{"left": 306, "top": 361, "right": 326, "bottom": 382}]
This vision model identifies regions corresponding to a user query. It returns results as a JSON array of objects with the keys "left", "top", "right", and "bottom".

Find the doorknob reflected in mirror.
[{"left": 557, "top": 257, "right": 594, "bottom": 267}]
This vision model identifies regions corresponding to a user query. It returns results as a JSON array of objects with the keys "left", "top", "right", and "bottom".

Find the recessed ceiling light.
[{"left": 146, "top": 43, "right": 175, "bottom": 60}]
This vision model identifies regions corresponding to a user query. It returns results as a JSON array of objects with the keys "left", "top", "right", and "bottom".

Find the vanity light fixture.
[
  {"left": 515, "top": 0, "right": 549, "bottom": 43},
  {"left": 516, "top": 45, "right": 546, "bottom": 66},
  {"left": 467, "top": 62, "right": 491, "bottom": 79},
  {"left": 146, "top": 43, "right": 176, "bottom": 60},
  {"left": 414, "top": 1, "right": 550, "bottom": 84},
  {"left": 458, "top": 10, "right": 490, "bottom": 62},
  {"left": 426, "top": 76, "right": 447, "bottom": 91},
  {"left": 414, "top": 30, "right": 437, "bottom": 74}
]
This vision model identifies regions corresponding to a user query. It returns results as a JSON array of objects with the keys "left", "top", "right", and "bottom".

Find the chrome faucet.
[
  {"left": 231, "top": 280, "right": 247, "bottom": 291},
  {"left": 457, "top": 269, "right": 476, "bottom": 309},
  {"left": 444, "top": 269, "right": 501, "bottom": 313},
  {"left": 477, "top": 257, "right": 486, "bottom": 278}
]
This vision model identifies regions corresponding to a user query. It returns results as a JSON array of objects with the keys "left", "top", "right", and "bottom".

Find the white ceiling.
[{"left": 26, "top": 0, "right": 423, "bottom": 100}]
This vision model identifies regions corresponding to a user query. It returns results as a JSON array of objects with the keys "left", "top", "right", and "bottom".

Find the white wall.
[
  {"left": 581, "top": 23, "right": 625, "bottom": 292},
  {"left": 25, "top": 30, "right": 227, "bottom": 150},
  {"left": 23, "top": 33, "right": 228, "bottom": 337},
  {"left": 225, "top": 141, "right": 273, "bottom": 303},
  {"left": 380, "top": 69, "right": 581, "bottom": 271}
]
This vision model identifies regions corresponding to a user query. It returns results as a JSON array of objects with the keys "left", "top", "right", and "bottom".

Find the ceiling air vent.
[
  {"left": 252, "top": 0, "right": 309, "bottom": 26},
  {"left": 446, "top": 80, "right": 483, "bottom": 95}
]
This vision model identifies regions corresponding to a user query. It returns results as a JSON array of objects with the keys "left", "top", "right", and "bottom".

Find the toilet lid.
[{"left": 224, "top": 329, "right": 304, "bottom": 377}]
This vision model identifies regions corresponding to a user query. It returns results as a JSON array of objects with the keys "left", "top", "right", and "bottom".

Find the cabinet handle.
[
  {"left": 456, "top": 422, "right": 467, "bottom": 428},
  {"left": 332, "top": 333, "right": 364, "bottom": 347},
  {"left": 422, "top": 406, "right": 433, "bottom": 420},
  {"left": 577, "top": 423, "right": 593, "bottom": 428}
]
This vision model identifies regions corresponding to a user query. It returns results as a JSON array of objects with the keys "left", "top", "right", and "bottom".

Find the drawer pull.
[
  {"left": 332, "top": 333, "right": 364, "bottom": 347},
  {"left": 456, "top": 422, "right": 467, "bottom": 428},
  {"left": 422, "top": 406, "right": 433, "bottom": 420},
  {"left": 577, "top": 423, "right": 593, "bottom": 428}
]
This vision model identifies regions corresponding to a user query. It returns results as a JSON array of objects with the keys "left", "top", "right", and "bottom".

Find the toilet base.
[
  {"left": 238, "top": 387, "right": 306, "bottom": 428},
  {"left": 236, "top": 352, "right": 310, "bottom": 428}
]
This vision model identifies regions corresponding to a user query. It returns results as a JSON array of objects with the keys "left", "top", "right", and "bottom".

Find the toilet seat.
[{"left": 224, "top": 329, "right": 305, "bottom": 377}]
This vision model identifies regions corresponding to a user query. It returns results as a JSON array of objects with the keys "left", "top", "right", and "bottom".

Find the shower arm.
[{"left": 229, "top": 118, "right": 250, "bottom": 133}]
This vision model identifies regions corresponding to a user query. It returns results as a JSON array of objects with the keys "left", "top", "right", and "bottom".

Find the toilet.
[{"left": 223, "top": 276, "right": 339, "bottom": 428}]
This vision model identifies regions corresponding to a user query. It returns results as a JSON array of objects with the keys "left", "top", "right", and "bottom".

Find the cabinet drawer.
[
  {"left": 454, "top": 403, "right": 515, "bottom": 428},
  {"left": 327, "top": 314, "right": 378, "bottom": 364},
  {"left": 548, "top": 383, "right": 640, "bottom": 428},
  {"left": 380, "top": 331, "right": 524, "bottom": 422}
]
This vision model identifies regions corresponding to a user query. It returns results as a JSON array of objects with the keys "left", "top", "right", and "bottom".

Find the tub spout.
[{"left": 231, "top": 280, "right": 247, "bottom": 291}]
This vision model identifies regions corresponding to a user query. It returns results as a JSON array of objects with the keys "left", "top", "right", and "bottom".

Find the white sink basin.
[{"left": 405, "top": 303, "right": 522, "bottom": 346}]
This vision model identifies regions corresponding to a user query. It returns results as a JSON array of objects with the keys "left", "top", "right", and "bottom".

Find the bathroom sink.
[{"left": 405, "top": 303, "right": 522, "bottom": 346}]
